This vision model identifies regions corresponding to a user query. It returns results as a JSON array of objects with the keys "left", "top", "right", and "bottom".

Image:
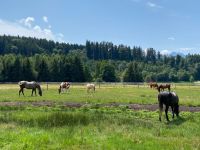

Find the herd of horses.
[
  {"left": 18, "top": 81, "right": 95, "bottom": 96},
  {"left": 18, "top": 81, "right": 179, "bottom": 121}
]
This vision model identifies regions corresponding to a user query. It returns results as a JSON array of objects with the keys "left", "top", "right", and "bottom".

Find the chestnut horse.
[
  {"left": 18, "top": 81, "right": 42, "bottom": 96},
  {"left": 149, "top": 82, "right": 158, "bottom": 89},
  {"left": 157, "top": 84, "right": 171, "bottom": 92},
  {"left": 58, "top": 82, "right": 70, "bottom": 94}
]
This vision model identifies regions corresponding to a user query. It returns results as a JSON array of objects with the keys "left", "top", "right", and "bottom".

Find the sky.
[{"left": 0, "top": 0, "right": 200, "bottom": 55}]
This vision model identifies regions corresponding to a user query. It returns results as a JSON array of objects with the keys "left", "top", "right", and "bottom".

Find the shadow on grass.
[{"left": 167, "top": 116, "right": 186, "bottom": 126}]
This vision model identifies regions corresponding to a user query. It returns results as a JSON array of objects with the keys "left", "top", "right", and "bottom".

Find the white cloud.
[
  {"left": 168, "top": 37, "right": 175, "bottom": 41},
  {"left": 58, "top": 33, "right": 64, "bottom": 38},
  {"left": 43, "top": 16, "right": 48, "bottom": 23},
  {"left": 147, "top": 2, "right": 162, "bottom": 8},
  {"left": 33, "top": 25, "right": 42, "bottom": 32},
  {"left": 160, "top": 49, "right": 170, "bottom": 55},
  {"left": 56, "top": 33, "right": 65, "bottom": 42},
  {"left": 179, "top": 48, "right": 194, "bottom": 51},
  {"left": 0, "top": 18, "right": 64, "bottom": 42},
  {"left": 19, "top": 17, "right": 35, "bottom": 28}
]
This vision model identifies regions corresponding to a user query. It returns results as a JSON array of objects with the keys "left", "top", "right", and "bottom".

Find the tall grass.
[{"left": 0, "top": 107, "right": 200, "bottom": 149}]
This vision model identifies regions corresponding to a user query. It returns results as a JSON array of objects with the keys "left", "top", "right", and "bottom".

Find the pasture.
[
  {"left": 0, "top": 83, "right": 200, "bottom": 106},
  {"left": 0, "top": 83, "right": 200, "bottom": 149}
]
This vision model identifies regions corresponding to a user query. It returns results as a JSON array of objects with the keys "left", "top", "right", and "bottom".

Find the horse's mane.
[{"left": 18, "top": 81, "right": 27, "bottom": 85}]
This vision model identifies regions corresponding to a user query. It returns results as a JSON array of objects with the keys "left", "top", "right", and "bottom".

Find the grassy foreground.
[
  {"left": 0, "top": 106, "right": 200, "bottom": 149},
  {"left": 0, "top": 83, "right": 200, "bottom": 106},
  {"left": 0, "top": 84, "right": 200, "bottom": 149}
]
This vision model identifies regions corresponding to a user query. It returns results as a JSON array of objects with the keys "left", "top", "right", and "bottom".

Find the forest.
[{"left": 0, "top": 35, "right": 200, "bottom": 82}]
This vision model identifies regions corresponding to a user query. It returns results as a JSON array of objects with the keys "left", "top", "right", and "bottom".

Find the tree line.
[
  {"left": 0, "top": 35, "right": 84, "bottom": 56},
  {"left": 0, "top": 35, "right": 200, "bottom": 82}
]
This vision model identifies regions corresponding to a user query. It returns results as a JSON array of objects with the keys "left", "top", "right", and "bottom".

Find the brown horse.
[
  {"left": 18, "top": 81, "right": 42, "bottom": 96},
  {"left": 58, "top": 82, "right": 70, "bottom": 94},
  {"left": 157, "top": 84, "right": 171, "bottom": 92},
  {"left": 149, "top": 82, "right": 158, "bottom": 89}
]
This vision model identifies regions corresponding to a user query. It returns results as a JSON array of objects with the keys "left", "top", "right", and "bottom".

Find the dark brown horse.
[
  {"left": 18, "top": 81, "right": 42, "bottom": 96},
  {"left": 149, "top": 82, "right": 158, "bottom": 89},
  {"left": 158, "top": 91, "right": 179, "bottom": 121},
  {"left": 58, "top": 82, "right": 70, "bottom": 94},
  {"left": 157, "top": 84, "right": 171, "bottom": 92}
]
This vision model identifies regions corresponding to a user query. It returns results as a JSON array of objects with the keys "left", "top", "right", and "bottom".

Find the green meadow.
[
  {"left": 0, "top": 107, "right": 200, "bottom": 150},
  {"left": 0, "top": 83, "right": 200, "bottom": 149},
  {"left": 0, "top": 83, "right": 200, "bottom": 106}
]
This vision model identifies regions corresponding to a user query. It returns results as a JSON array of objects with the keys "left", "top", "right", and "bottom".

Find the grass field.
[
  {"left": 0, "top": 107, "right": 200, "bottom": 149},
  {"left": 0, "top": 83, "right": 200, "bottom": 149},
  {"left": 0, "top": 83, "right": 200, "bottom": 106}
]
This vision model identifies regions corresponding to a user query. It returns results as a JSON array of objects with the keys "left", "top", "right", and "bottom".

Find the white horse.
[
  {"left": 86, "top": 83, "right": 95, "bottom": 93},
  {"left": 58, "top": 82, "right": 70, "bottom": 94},
  {"left": 18, "top": 81, "right": 42, "bottom": 96}
]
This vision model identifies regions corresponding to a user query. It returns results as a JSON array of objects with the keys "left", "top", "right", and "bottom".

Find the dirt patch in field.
[{"left": 0, "top": 101, "right": 200, "bottom": 112}]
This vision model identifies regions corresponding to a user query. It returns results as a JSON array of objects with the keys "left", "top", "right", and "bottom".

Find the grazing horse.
[
  {"left": 18, "top": 81, "right": 42, "bottom": 96},
  {"left": 58, "top": 82, "right": 70, "bottom": 94},
  {"left": 158, "top": 91, "right": 179, "bottom": 121},
  {"left": 157, "top": 84, "right": 171, "bottom": 92},
  {"left": 86, "top": 83, "right": 95, "bottom": 93},
  {"left": 149, "top": 82, "right": 158, "bottom": 89}
]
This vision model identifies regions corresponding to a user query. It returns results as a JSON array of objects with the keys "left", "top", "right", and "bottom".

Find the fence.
[{"left": 2, "top": 82, "right": 200, "bottom": 90}]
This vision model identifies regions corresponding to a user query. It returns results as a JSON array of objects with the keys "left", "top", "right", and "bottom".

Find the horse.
[
  {"left": 18, "top": 81, "right": 42, "bottom": 96},
  {"left": 149, "top": 82, "right": 158, "bottom": 89},
  {"left": 157, "top": 84, "right": 171, "bottom": 92},
  {"left": 158, "top": 91, "right": 179, "bottom": 121},
  {"left": 58, "top": 82, "right": 70, "bottom": 94},
  {"left": 86, "top": 83, "right": 95, "bottom": 93}
]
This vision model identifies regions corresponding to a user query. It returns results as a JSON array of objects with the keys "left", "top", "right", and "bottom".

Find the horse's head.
[
  {"left": 36, "top": 84, "right": 42, "bottom": 96},
  {"left": 174, "top": 104, "right": 179, "bottom": 116},
  {"left": 39, "top": 90, "right": 42, "bottom": 96}
]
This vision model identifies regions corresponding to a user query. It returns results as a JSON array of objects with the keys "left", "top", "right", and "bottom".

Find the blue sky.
[{"left": 0, "top": 0, "right": 200, "bottom": 54}]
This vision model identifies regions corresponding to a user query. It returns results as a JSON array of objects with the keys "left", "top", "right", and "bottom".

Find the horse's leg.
[
  {"left": 35, "top": 88, "right": 37, "bottom": 96},
  {"left": 171, "top": 106, "right": 175, "bottom": 119},
  {"left": 165, "top": 105, "right": 169, "bottom": 121},
  {"left": 22, "top": 89, "right": 25, "bottom": 96},
  {"left": 19, "top": 89, "right": 21, "bottom": 96},
  {"left": 31, "top": 89, "right": 34, "bottom": 96},
  {"left": 159, "top": 103, "right": 163, "bottom": 121}
]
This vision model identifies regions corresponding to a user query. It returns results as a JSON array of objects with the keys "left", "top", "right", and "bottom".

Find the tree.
[
  {"left": 102, "top": 64, "right": 116, "bottom": 82},
  {"left": 22, "top": 58, "right": 36, "bottom": 81},
  {"left": 10, "top": 56, "right": 22, "bottom": 81},
  {"left": 37, "top": 58, "right": 49, "bottom": 81},
  {"left": 70, "top": 56, "right": 85, "bottom": 82},
  {"left": 146, "top": 48, "right": 156, "bottom": 63},
  {"left": 84, "top": 66, "right": 92, "bottom": 82},
  {"left": 123, "top": 62, "right": 143, "bottom": 82}
]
